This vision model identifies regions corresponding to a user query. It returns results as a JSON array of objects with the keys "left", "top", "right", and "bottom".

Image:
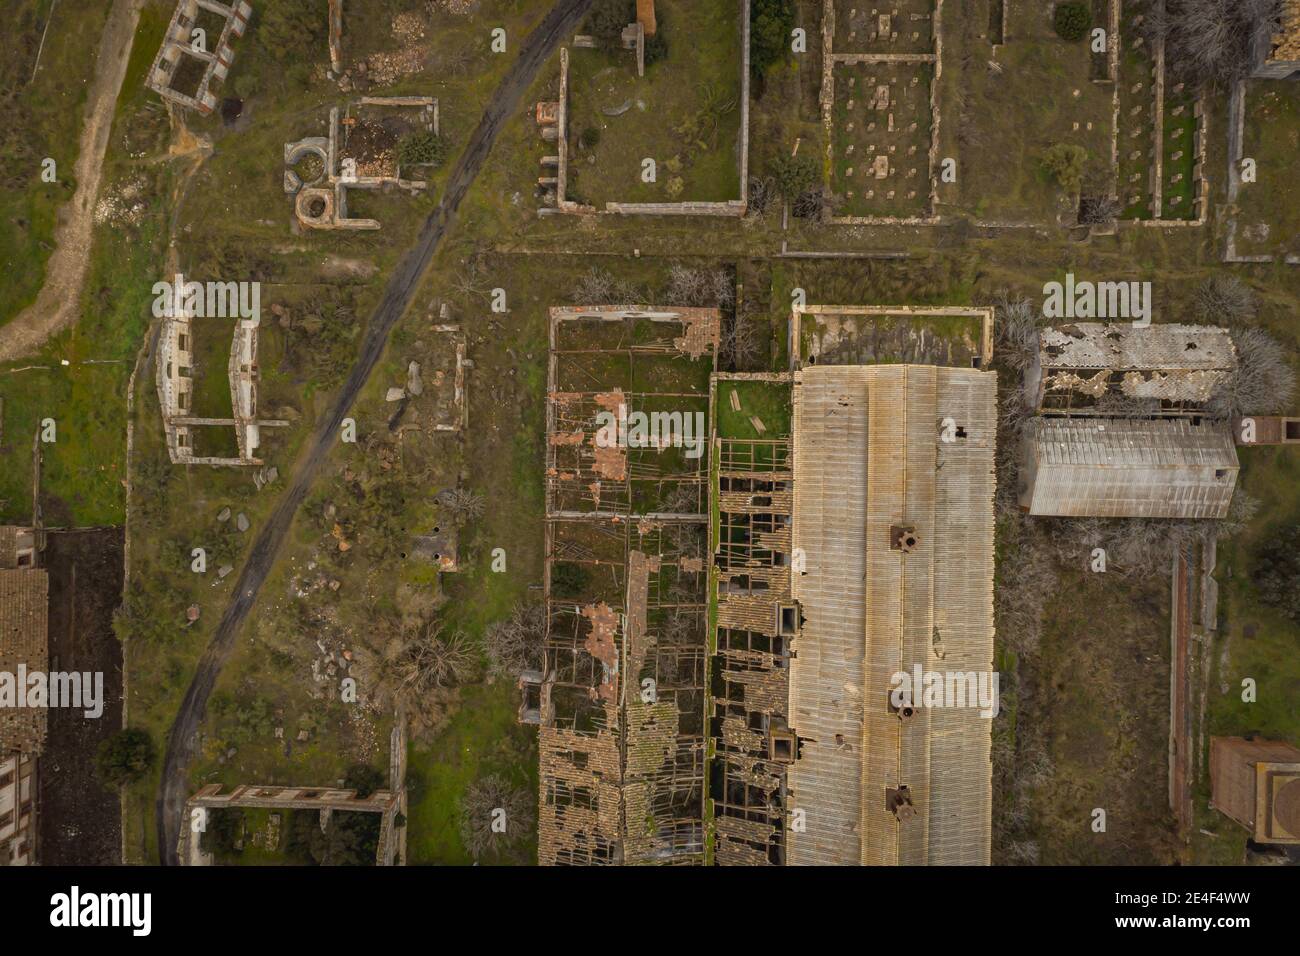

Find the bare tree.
[
  {"left": 664, "top": 265, "right": 735, "bottom": 308},
  {"left": 1194, "top": 275, "right": 1257, "bottom": 324},
  {"left": 994, "top": 295, "right": 1041, "bottom": 373},
  {"left": 1143, "top": 0, "right": 1281, "bottom": 88},
  {"left": 388, "top": 622, "right": 477, "bottom": 696},
  {"left": 721, "top": 305, "right": 764, "bottom": 371},
  {"left": 570, "top": 267, "right": 644, "bottom": 304},
  {"left": 439, "top": 487, "right": 485, "bottom": 526},
  {"left": 484, "top": 603, "right": 545, "bottom": 682},
  {"left": 459, "top": 774, "right": 534, "bottom": 861},
  {"left": 1208, "top": 326, "right": 1297, "bottom": 418}
]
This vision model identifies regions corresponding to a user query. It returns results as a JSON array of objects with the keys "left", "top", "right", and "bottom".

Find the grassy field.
[
  {"left": 1236, "top": 80, "right": 1300, "bottom": 260},
  {"left": 0, "top": 0, "right": 113, "bottom": 328},
  {"left": 564, "top": 0, "right": 744, "bottom": 206},
  {"left": 943, "top": 0, "right": 1112, "bottom": 224},
  {"left": 0, "top": 3, "right": 172, "bottom": 528}
]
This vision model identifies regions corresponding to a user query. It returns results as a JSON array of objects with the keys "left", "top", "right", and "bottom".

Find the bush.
[
  {"left": 751, "top": 0, "right": 796, "bottom": 80},
  {"left": 95, "top": 728, "right": 156, "bottom": 788},
  {"left": 1040, "top": 143, "right": 1088, "bottom": 192},
  {"left": 1253, "top": 524, "right": 1300, "bottom": 624},
  {"left": 258, "top": 0, "right": 326, "bottom": 64},
  {"left": 645, "top": 31, "right": 668, "bottom": 66},
  {"left": 397, "top": 132, "right": 449, "bottom": 170},
  {"left": 586, "top": 0, "right": 633, "bottom": 47},
  {"left": 1053, "top": 2, "right": 1090, "bottom": 42},
  {"left": 771, "top": 152, "right": 819, "bottom": 199},
  {"left": 345, "top": 764, "right": 386, "bottom": 799},
  {"left": 579, "top": 126, "right": 601, "bottom": 151}
]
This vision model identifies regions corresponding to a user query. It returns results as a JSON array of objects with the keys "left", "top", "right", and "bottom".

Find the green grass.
[
  {"left": 564, "top": 0, "right": 743, "bottom": 206},
  {"left": 0, "top": 0, "right": 114, "bottom": 327},
  {"left": 404, "top": 683, "right": 537, "bottom": 865},
  {"left": 716, "top": 379, "right": 790, "bottom": 440},
  {"left": 1236, "top": 80, "right": 1300, "bottom": 258}
]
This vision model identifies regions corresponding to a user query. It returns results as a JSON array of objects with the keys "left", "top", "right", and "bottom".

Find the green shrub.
[
  {"left": 397, "top": 131, "right": 449, "bottom": 170},
  {"left": 1053, "top": 2, "right": 1090, "bottom": 42},
  {"left": 579, "top": 127, "right": 601, "bottom": 151},
  {"left": 771, "top": 152, "right": 819, "bottom": 199},
  {"left": 1040, "top": 143, "right": 1088, "bottom": 192},
  {"left": 751, "top": 0, "right": 796, "bottom": 80},
  {"left": 95, "top": 728, "right": 156, "bottom": 788}
]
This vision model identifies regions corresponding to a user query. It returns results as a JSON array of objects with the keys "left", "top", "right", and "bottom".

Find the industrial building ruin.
[
  {"left": 146, "top": 1, "right": 253, "bottom": 114},
  {"left": 155, "top": 305, "right": 287, "bottom": 466},
  {"left": 708, "top": 375, "right": 794, "bottom": 865},
  {"left": 0, "top": 527, "right": 48, "bottom": 866},
  {"left": 285, "top": 98, "right": 439, "bottom": 231},
  {"left": 1019, "top": 322, "right": 1246, "bottom": 519},
  {"left": 1209, "top": 737, "right": 1300, "bottom": 845},
  {"left": 787, "top": 363, "right": 996, "bottom": 865},
  {"left": 1020, "top": 417, "right": 1240, "bottom": 519},
  {"left": 531, "top": 306, "right": 718, "bottom": 865},
  {"left": 1031, "top": 323, "right": 1237, "bottom": 414}
]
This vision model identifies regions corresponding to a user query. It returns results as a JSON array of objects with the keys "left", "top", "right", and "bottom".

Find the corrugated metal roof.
[
  {"left": 1023, "top": 418, "right": 1239, "bottom": 519},
  {"left": 1038, "top": 323, "right": 1235, "bottom": 372},
  {"left": 788, "top": 365, "right": 995, "bottom": 866},
  {"left": 0, "top": 569, "right": 49, "bottom": 755}
]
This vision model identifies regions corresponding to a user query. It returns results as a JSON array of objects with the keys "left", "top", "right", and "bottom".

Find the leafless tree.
[
  {"left": 1194, "top": 275, "right": 1257, "bottom": 324},
  {"left": 439, "top": 487, "right": 485, "bottom": 526},
  {"left": 570, "top": 267, "right": 644, "bottom": 305},
  {"left": 663, "top": 265, "right": 735, "bottom": 309},
  {"left": 459, "top": 774, "right": 534, "bottom": 861},
  {"left": 1208, "top": 326, "right": 1297, "bottom": 418},
  {"left": 994, "top": 295, "right": 1042, "bottom": 372},
  {"left": 484, "top": 603, "right": 545, "bottom": 682},
  {"left": 721, "top": 305, "right": 764, "bottom": 371},
  {"left": 1078, "top": 194, "right": 1120, "bottom": 225},
  {"left": 1143, "top": 0, "right": 1281, "bottom": 88},
  {"left": 388, "top": 623, "right": 477, "bottom": 695}
]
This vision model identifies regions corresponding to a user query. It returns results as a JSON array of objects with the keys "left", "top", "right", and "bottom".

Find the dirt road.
[
  {"left": 0, "top": 0, "right": 146, "bottom": 363},
  {"left": 154, "top": 0, "right": 596, "bottom": 864}
]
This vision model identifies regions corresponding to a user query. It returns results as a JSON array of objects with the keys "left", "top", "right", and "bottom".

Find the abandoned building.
[
  {"left": 0, "top": 527, "right": 48, "bottom": 866},
  {"left": 146, "top": 0, "right": 253, "bottom": 114},
  {"left": 1030, "top": 323, "right": 1237, "bottom": 414},
  {"left": 1253, "top": 0, "right": 1300, "bottom": 79},
  {"left": 786, "top": 363, "right": 996, "bottom": 865},
  {"left": 179, "top": 783, "right": 402, "bottom": 865},
  {"left": 530, "top": 306, "right": 718, "bottom": 865},
  {"left": 1209, "top": 737, "right": 1300, "bottom": 845},
  {"left": 155, "top": 305, "right": 286, "bottom": 466},
  {"left": 286, "top": 98, "right": 438, "bottom": 231},
  {"left": 709, "top": 378, "right": 794, "bottom": 865},
  {"left": 1019, "top": 417, "right": 1239, "bottom": 519}
]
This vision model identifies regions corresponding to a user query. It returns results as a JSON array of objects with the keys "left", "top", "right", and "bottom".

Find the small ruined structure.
[
  {"left": 785, "top": 363, "right": 997, "bottom": 865},
  {"left": 1019, "top": 417, "right": 1239, "bottom": 519},
  {"left": 155, "top": 303, "right": 286, "bottom": 466},
  {"left": 0, "top": 528, "right": 48, "bottom": 866},
  {"left": 1032, "top": 323, "right": 1236, "bottom": 414},
  {"left": 1209, "top": 737, "right": 1300, "bottom": 845},
  {"left": 1233, "top": 415, "right": 1300, "bottom": 446},
  {"left": 146, "top": 1, "right": 253, "bottom": 114},
  {"left": 179, "top": 783, "right": 402, "bottom": 865},
  {"left": 533, "top": 306, "right": 718, "bottom": 865},
  {"left": 1252, "top": 0, "right": 1300, "bottom": 79},
  {"left": 539, "top": 1, "right": 751, "bottom": 217},
  {"left": 285, "top": 98, "right": 438, "bottom": 231}
]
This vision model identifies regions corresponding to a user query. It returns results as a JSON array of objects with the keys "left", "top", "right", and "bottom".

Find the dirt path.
[
  {"left": 0, "top": 0, "right": 146, "bottom": 363},
  {"left": 154, "top": 0, "right": 597, "bottom": 864}
]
